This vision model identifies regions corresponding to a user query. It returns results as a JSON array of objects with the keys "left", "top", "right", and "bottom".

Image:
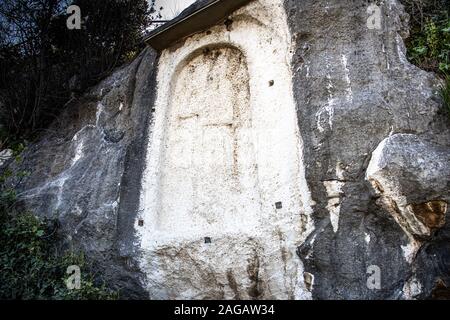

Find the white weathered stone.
[
  {"left": 323, "top": 180, "right": 344, "bottom": 233},
  {"left": 366, "top": 134, "right": 449, "bottom": 240},
  {"left": 137, "top": 0, "right": 314, "bottom": 299},
  {"left": 0, "top": 149, "right": 13, "bottom": 167},
  {"left": 402, "top": 276, "right": 422, "bottom": 299}
]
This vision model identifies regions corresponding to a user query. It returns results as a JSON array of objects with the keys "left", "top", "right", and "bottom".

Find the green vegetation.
[
  {"left": 440, "top": 74, "right": 450, "bottom": 116},
  {"left": 0, "top": 212, "right": 117, "bottom": 299},
  {"left": 0, "top": 0, "right": 159, "bottom": 298},
  {"left": 403, "top": 0, "right": 450, "bottom": 116},
  {"left": 407, "top": 15, "right": 450, "bottom": 74},
  {"left": 0, "top": 157, "right": 117, "bottom": 300}
]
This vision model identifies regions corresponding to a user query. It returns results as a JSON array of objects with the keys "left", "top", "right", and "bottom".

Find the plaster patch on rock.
[
  {"left": 401, "top": 240, "right": 420, "bottom": 264},
  {"left": 323, "top": 180, "right": 344, "bottom": 233},
  {"left": 138, "top": 0, "right": 313, "bottom": 299},
  {"left": 0, "top": 149, "right": 13, "bottom": 167},
  {"left": 364, "top": 233, "right": 371, "bottom": 244},
  {"left": 316, "top": 58, "right": 335, "bottom": 133},
  {"left": 366, "top": 137, "right": 388, "bottom": 180},
  {"left": 71, "top": 125, "right": 97, "bottom": 166},
  {"left": 341, "top": 54, "right": 353, "bottom": 103},
  {"left": 71, "top": 139, "right": 84, "bottom": 165},
  {"left": 402, "top": 276, "right": 422, "bottom": 299},
  {"left": 303, "top": 272, "right": 314, "bottom": 292},
  {"left": 395, "top": 34, "right": 409, "bottom": 66},
  {"left": 336, "top": 162, "right": 345, "bottom": 180},
  {"left": 19, "top": 173, "right": 69, "bottom": 214},
  {"left": 96, "top": 103, "right": 104, "bottom": 126}
]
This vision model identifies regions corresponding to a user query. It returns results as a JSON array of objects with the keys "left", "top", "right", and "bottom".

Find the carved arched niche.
[
  {"left": 158, "top": 46, "right": 261, "bottom": 235},
  {"left": 138, "top": 0, "right": 314, "bottom": 299}
]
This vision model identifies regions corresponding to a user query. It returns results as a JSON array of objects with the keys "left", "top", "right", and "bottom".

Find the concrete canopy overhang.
[{"left": 144, "top": 0, "right": 254, "bottom": 50}]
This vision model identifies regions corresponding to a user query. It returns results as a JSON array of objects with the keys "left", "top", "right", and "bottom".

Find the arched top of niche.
[
  {"left": 172, "top": 43, "right": 247, "bottom": 76},
  {"left": 169, "top": 43, "right": 249, "bottom": 93},
  {"left": 165, "top": 0, "right": 291, "bottom": 92}
]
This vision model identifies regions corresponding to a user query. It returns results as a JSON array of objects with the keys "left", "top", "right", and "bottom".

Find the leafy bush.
[
  {"left": 0, "top": 213, "right": 118, "bottom": 299},
  {"left": 0, "top": 166, "right": 117, "bottom": 300},
  {"left": 404, "top": 1, "right": 450, "bottom": 75},
  {"left": 403, "top": 1, "right": 450, "bottom": 117},
  {"left": 440, "top": 74, "right": 450, "bottom": 117}
]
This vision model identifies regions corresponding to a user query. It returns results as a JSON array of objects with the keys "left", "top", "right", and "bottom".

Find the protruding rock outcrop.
[{"left": 367, "top": 134, "right": 449, "bottom": 239}]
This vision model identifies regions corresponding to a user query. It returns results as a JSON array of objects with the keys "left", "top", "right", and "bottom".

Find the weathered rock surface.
[
  {"left": 0, "top": 149, "right": 13, "bottom": 167},
  {"left": 5, "top": 48, "right": 159, "bottom": 298},
  {"left": 287, "top": 0, "right": 450, "bottom": 299},
  {"left": 2, "top": 0, "right": 450, "bottom": 299},
  {"left": 367, "top": 134, "right": 449, "bottom": 239}
]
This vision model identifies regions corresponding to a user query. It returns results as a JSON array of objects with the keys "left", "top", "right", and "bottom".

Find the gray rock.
[
  {"left": 366, "top": 133, "right": 450, "bottom": 299},
  {"left": 285, "top": 0, "right": 450, "bottom": 299},
  {"left": 367, "top": 133, "right": 449, "bottom": 239},
  {"left": 0, "top": 149, "right": 13, "bottom": 167},
  {"left": 8, "top": 47, "right": 158, "bottom": 298}
]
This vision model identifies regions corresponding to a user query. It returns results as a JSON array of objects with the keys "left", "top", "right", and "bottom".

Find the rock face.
[
  {"left": 7, "top": 48, "right": 159, "bottom": 299},
  {"left": 367, "top": 134, "right": 449, "bottom": 240},
  {"left": 286, "top": 0, "right": 450, "bottom": 299},
  {"left": 4, "top": 0, "right": 450, "bottom": 299}
]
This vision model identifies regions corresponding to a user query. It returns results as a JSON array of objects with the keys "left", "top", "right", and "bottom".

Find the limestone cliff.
[{"left": 4, "top": 0, "right": 450, "bottom": 299}]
